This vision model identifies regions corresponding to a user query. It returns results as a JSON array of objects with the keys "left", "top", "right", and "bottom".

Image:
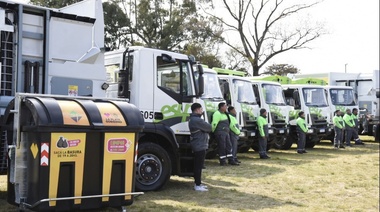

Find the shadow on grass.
[{"left": 129, "top": 178, "right": 303, "bottom": 211}]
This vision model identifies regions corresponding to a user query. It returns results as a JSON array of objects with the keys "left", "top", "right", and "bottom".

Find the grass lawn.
[{"left": 0, "top": 136, "right": 378, "bottom": 212}]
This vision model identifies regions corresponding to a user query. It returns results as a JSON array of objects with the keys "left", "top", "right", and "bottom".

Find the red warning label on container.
[{"left": 107, "top": 138, "right": 131, "bottom": 153}]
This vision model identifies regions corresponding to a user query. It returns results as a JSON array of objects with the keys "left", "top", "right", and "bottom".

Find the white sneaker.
[
  {"left": 199, "top": 184, "right": 208, "bottom": 189},
  {"left": 194, "top": 185, "right": 208, "bottom": 191}
]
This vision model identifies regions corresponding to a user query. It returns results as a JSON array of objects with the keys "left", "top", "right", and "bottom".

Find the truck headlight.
[
  {"left": 268, "top": 129, "right": 274, "bottom": 134},
  {"left": 239, "top": 132, "right": 246, "bottom": 137},
  {"left": 307, "top": 129, "right": 314, "bottom": 134}
]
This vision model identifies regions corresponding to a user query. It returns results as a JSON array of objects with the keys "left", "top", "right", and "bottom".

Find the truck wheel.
[
  {"left": 238, "top": 146, "right": 251, "bottom": 153},
  {"left": 305, "top": 142, "right": 316, "bottom": 148},
  {"left": 205, "top": 149, "right": 217, "bottom": 159},
  {"left": 375, "top": 124, "right": 380, "bottom": 142},
  {"left": 273, "top": 136, "right": 293, "bottom": 150},
  {"left": 135, "top": 142, "right": 171, "bottom": 191},
  {"left": 305, "top": 136, "right": 319, "bottom": 148},
  {"left": 251, "top": 142, "right": 271, "bottom": 152}
]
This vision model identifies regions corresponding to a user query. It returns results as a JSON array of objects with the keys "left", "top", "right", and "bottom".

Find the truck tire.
[
  {"left": 205, "top": 149, "right": 217, "bottom": 159},
  {"left": 135, "top": 142, "right": 172, "bottom": 191},
  {"left": 251, "top": 142, "right": 272, "bottom": 152},
  {"left": 273, "top": 136, "right": 293, "bottom": 150},
  {"left": 305, "top": 136, "right": 319, "bottom": 148},
  {"left": 375, "top": 124, "right": 380, "bottom": 142}
]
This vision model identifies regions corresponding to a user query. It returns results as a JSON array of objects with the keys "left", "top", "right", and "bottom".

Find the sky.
[
  {"left": 269, "top": 0, "right": 380, "bottom": 75},
  {"left": 10, "top": 0, "right": 380, "bottom": 75}
]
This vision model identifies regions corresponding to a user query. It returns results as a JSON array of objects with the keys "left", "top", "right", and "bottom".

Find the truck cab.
[
  {"left": 105, "top": 47, "right": 206, "bottom": 191},
  {"left": 282, "top": 84, "right": 331, "bottom": 148},
  {"left": 247, "top": 77, "right": 290, "bottom": 150},
  {"left": 215, "top": 71, "right": 259, "bottom": 152},
  {"left": 323, "top": 85, "right": 358, "bottom": 141},
  {"left": 193, "top": 66, "right": 225, "bottom": 158}
]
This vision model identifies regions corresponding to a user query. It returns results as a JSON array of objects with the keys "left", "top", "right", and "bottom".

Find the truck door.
[{"left": 153, "top": 53, "right": 195, "bottom": 133}]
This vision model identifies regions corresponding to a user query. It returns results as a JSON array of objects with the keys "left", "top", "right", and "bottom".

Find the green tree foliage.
[
  {"left": 103, "top": 1, "right": 130, "bottom": 50},
  {"left": 261, "top": 64, "right": 299, "bottom": 76},
  {"left": 182, "top": 44, "right": 222, "bottom": 68},
  {"left": 29, "top": 0, "right": 81, "bottom": 8},
  {"left": 29, "top": 0, "right": 224, "bottom": 67}
]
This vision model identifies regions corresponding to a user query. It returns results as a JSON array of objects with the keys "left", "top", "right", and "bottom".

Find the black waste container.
[{"left": 3, "top": 94, "right": 144, "bottom": 211}]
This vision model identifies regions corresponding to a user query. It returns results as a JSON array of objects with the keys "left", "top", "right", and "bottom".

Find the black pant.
[
  {"left": 258, "top": 136, "right": 267, "bottom": 155},
  {"left": 216, "top": 131, "right": 232, "bottom": 161},
  {"left": 194, "top": 150, "right": 206, "bottom": 186},
  {"left": 345, "top": 127, "right": 353, "bottom": 145},
  {"left": 297, "top": 131, "right": 306, "bottom": 151}
]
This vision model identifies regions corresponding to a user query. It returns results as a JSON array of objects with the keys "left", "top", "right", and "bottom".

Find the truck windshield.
[
  {"left": 302, "top": 88, "right": 328, "bottom": 107},
  {"left": 233, "top": 79, "right": 257, "bottom": 104},
  {"left": 262, "top": 84, "right": 286, "bottom": 105},
  {"left": 329, "top": 89, "right": 356, "bottom": 106},
  {"left": 195, "top": 72, "right": 224, "bottom": 100}
]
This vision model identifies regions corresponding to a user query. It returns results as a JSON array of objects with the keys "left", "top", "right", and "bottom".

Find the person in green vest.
[
  {"left": 212, "top": 102, "right": 238, "bottom": 166},
  {"left": 296, "top": 111, "right": 308, "bottom": 154},
  {"left": 343, "top": 109, "right": 355, "bottom": 147},
  {"left": 257, "top": 108, "right": 270, "bottom": 159},
  {"left": 333, "top": 110, "right": 345, "bottom": 149},
  {"left": 351, "top": 108, "right": 364, "bottom": 145},
  {"left": 228, "top": 106, "right": 241, "bottom": 164}
]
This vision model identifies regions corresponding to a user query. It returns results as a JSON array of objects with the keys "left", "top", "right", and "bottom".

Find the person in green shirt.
[
  {"left": 257, "top": 108, "right": 270, "bottom": 159},
  {"left": 351, "top": 108, "right": 364, "bottom": 145},
  {"left": 212, "top": 102, "right": 237, "bottom": 165},
  {"left": 228, "top": 106, "right": 241, "bottom": 164},
  {"left": 333, "top": 110, "right": 344, "bottom": 149},
  {"left": 296, "top": 111, "right": 308, "bottom": 154},
  {"left": 343, "top": 109, "right": 355, "bottom": 147}
]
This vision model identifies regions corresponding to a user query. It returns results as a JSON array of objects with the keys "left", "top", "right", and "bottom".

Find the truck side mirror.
[
  {"left": 197, "top": 64, "right": 204, "bottom": 96},
  {"left": 293, "top": 90, "right": 301, "bottom": 109}
]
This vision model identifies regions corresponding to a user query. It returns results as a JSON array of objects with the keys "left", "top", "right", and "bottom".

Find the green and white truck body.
[
  {"left": 105, "top": 47, "right": 206, "bottom": 191},
  {"left": 247, "top": 78, "right": 290, "bottom": 149},
  {"left": 282, "top": 84, "right": 332, "bottom": 148}
]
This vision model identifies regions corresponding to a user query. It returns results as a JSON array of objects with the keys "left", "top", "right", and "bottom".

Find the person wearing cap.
[
  {"left": 212, "top": 102, "right": 238, "bottom": 165},
  {"left": 333, "top": 109, "right": 345, "bottom": 149},
  {"left": 296, "top": 111, "right": 308, "bottom": 154},
  {"left": 257, "top": 108, "right": 270, "bottom": 159},
  {"left": 189, "top": 103, "right": 212, "bottom": 191},
  {"left": 228, "top": 106, "right": 241, "bottom": 164},
  {"left": 343, "top": 109, "right": 355, "bottom": 147},
  {"left": 351, "top": 108, "right": 364, "bottom": 145}
]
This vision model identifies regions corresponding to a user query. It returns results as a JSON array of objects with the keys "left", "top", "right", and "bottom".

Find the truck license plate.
[
  {"left": 320, "top": 128, "right": 325, "bottom": 133},
  {"left": 279, "top": 130, "right": 284, "bottom": 134}
]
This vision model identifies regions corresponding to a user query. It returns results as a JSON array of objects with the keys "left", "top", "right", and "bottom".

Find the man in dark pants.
[
  {"left": 212, "top": 102, "right": 238, "bottom": 165},
  {"left": 343, "top": 109, "right": 354, "bottom": 147},
  {"left": 257, "top": 108, "right": 270, "bottom": 159},
  {"left": 296, "top": 111, "right": 308, "bottom": 154},
  {"left": 228, "top": 106, "right": 241, "bottom": 164},
  {"left": 351, "top": 108, "right": 364, "bottom": 145},
  {"left": 333, "top": 110, "right": 345, "bottom": 149},
  {"left": 189, "top": 103, "right": 212, "bottom": 191}
]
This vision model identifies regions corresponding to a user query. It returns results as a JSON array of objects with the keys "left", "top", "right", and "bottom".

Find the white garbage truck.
[
  {"left": 289, "top": 71, "right": 380, "bottom": 141},
  {"left": 104, "top": 47, "right": 208, "bottom": 191},
  {"left": 0, "top": 0, "right": 146, "bottom": 211},
  {"left": 213, "top": 68, "right": 260, "bottom": 152},
  {"left": 282, "top": 82, "right": 332, "bottom": 148},
  {"left": 247, "top": 76, "right": 291, "bottom": 149}
]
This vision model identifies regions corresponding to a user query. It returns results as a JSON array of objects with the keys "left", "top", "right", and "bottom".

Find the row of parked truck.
[{"left": 0, "top": 0, "right": 378, "bottom": 210}]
